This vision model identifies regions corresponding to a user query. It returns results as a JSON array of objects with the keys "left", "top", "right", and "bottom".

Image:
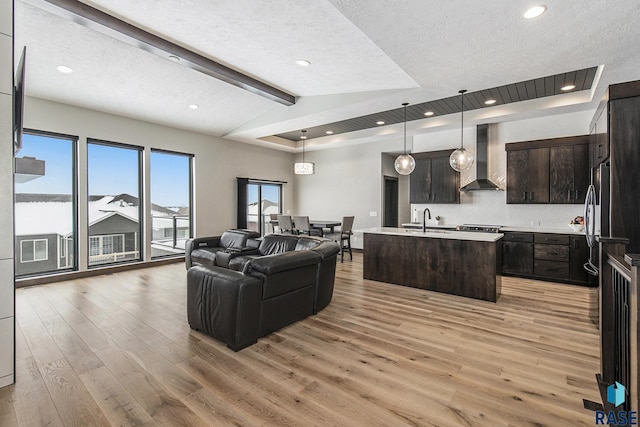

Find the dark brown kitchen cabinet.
[
  {"left": 502, "top": 232, "right": 533, "bottom": 275},
  {"left": 506, "top": 147, "right": 549, "bottom": 203},
  {"left": 506, "top": 135, "right": 589, "bottom": 205},
  {"left": 409, "top": 149, "right": 459, "bottom": 204},
  {"left": 501, "top": 231, "right": 595, "bottom": 286},
  {"left": 549, "top": 140, "right": 590, "bottom": 204}
]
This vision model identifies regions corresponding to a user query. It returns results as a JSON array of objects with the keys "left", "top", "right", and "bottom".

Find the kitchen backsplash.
[{"left": 411, "top": 190, "right": 585, "bottom": 231}]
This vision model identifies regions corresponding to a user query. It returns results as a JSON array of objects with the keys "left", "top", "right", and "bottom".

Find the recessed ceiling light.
[
  {"left": 168, "top": 55, "right": 181, "bottom": 62},
  {"left": 561, "top": 84, "right": 576, "bottom": 91},
  {"left": 484, "top": 99, "right": 497, "bottom": 105},
  {"left": 188, "top": 104, "right": 199, "bottom": 109},
  {"left": 376, "top": 121, "right": 385, "bottom": 125},
  {"left": 424, "top": 111, "right": 434, "bottom": 116},
  {"left": 524, "top": 5, "right": 547, "bottom": 19},
  {"left": 325, "top": 130, "right": 334, "bottom": 135},
  {"left": 296, "top": 59, "right": 311, "bottom": 67},
  {"left": 56, "top": 65, "right": 73, "bottom": 74}
]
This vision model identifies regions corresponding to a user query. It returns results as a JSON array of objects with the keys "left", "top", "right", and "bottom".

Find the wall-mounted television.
[{"left": 13, "top": 47, "right": 26, "bottom": 155}]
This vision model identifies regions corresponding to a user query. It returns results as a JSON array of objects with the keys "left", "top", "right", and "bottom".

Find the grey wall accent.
[
  {"left": 14, "top": 233, "right": 58, "bottom": 276},
  {"left": 0, "top": 0, "right": 14, "bottom": 388}
]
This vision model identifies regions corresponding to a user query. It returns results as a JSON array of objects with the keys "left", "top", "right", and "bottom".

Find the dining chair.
[
  {"left": 277, "top": 215, "right": 294, "bottom": 234},
  {"left": 326, "top": 216, "right": 354, "bottom": 262},
  {"left": 269, "top": 213, "right": 279, "bottom": 233},
  {"left": 293, "top": 216, "right": 322, "bottom": 237}
]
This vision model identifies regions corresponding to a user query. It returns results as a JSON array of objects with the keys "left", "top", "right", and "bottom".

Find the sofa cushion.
[
  {"left": 295, "top": 236, "right": 322, "bottom": 251},
  {"left": 258, "top": 234, "right": 299, "bottom": 255},
  {"left": 219, "top": 230, "right": 249, "bottom": 248}
]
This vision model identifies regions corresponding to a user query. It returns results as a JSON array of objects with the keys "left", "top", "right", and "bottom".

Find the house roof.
[{"left": 15, "top": 193, "right": 185, "bottom": 236}]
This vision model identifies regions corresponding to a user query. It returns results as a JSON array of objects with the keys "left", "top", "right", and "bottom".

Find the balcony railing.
[{"left": 88, "top": 250, "right": 140, "bottom": 266}]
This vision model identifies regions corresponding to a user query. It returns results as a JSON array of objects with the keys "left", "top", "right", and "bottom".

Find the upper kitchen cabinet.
[
  {"left": 409, "top": 149, "right": 460, "bottom": 204},
  {"left": 506, "top": 135, "right": 589, "bottom": 204},
  {"left": 549, "top": 136, "right": 590, "bottom": 204},
  {"left": 506, "top": 146, "right": 549, "bottom": 204}
]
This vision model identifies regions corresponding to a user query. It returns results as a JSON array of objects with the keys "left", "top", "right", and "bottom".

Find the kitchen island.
[{"left": 362, "top": 227, "right": 503, "bottom": 302}]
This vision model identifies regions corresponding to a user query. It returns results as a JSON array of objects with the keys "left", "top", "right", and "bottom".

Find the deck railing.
[{"left": 597, "top": 236, "right": 639, "bottom": 414}]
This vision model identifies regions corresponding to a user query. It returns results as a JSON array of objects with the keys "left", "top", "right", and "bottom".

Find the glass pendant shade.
[
  {"left": 394, "top": 102, "right": 415, "bottom": 175},
  {"left": 449, "top": 147, "right": 474, "bottom": 172},
  {"left": 449, "top": 89, "right": 474, "bottom": 172},
  {"left": 394, "top": 153, "right": 415, "bottom": 175}
]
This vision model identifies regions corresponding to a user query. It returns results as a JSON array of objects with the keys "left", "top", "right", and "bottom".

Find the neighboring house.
[{"left": 14, "top": 193, "right": 189, "bottom": 276}]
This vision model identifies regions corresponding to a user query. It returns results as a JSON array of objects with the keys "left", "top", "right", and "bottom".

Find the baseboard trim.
[{"left": 16, "top": 256, "right": 185, "bottom": 288}]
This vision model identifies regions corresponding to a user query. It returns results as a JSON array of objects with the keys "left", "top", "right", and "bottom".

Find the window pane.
[
  {"left": 20, "top": 241, "right": 34, "bottom": 262},
  {"left": 34, "top": 240, "right": 47, "bottom": 261},
  {"left": 14, "top": 132, "right": 76, "bottom": 276},
  {"left": 150, "top": 150, "right": 192, "bottom": 258},
  {"left": 88, "top": 141, "right": 142, "bottom": 266}
]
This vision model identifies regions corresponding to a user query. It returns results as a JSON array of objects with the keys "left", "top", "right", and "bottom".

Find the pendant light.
[
  {"left": 394, "top": 103, "right": 416, "bottom": 175},
  {"left": 294, "top": 130, "right": 315, "bottom": 175},
  {"left": 449, "top": 89, "right": 474, "bottom": 172}
]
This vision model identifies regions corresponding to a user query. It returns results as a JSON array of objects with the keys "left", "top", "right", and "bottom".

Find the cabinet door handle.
[
  {"left": 432, "top": 193, "right": 436, "bottom": 201},
  {"left": 522, "top": 192, "right": 527, "bottom": 201},
  {"left": 574, "top": 190, "right": 579, "bottom": 199},
  {"left": 529, "top": 192, "right": 534, "bottom": 200},
  {"left": 573, "top": 239, "right": 579, "bottom": 249}
]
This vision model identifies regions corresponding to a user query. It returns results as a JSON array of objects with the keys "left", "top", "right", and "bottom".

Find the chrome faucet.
[{"left": 422, "top": 208, "right": 431, "bottom": 232}]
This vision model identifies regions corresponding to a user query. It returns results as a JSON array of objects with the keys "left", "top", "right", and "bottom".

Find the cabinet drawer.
[
  {"left": 503, "top": 232, "right": 534, "bottom": 243},
  {"left": 534, "top": 244, "right": 570, "bottom": 262},
  {"left": 534, "top": 260, "right": 570, "bottom": 279},
  {"left": 534, "top": 233, "right": 570, "bottom": 245}
]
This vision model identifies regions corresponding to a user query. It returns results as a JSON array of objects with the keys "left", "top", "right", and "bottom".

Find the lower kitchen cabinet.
[
  {"left": 502, "top": 231, "right": 595, "bottom": 286},
  {"left": 502, "top": 232, "right": 533, "bottom": 275}
]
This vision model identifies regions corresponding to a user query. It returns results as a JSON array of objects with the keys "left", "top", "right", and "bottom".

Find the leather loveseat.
[{"left": 186, "top": 234, "right": 340, "bottom": 351}]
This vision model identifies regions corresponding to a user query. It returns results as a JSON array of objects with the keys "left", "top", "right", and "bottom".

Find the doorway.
[{"left": 383, "top": 176, "right": 399, "bottom": 227}]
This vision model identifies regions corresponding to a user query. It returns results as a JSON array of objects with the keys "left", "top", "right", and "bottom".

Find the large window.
[
  {"left": 14, "top": 131, "right": 77, "bottom": 277},
  {"left": 87, "top": 140, "right": 142, "bottom": 266},
  {"left": 150, "top": 149, "right": 192, "bottom": 258}
]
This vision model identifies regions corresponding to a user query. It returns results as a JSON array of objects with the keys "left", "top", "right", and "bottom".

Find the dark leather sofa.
[{"left": 186, "top": 234, "right": 340, "bottom": 351}]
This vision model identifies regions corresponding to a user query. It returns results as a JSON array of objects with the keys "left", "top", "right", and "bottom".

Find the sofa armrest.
[
  {"left": 249, "top": 250, "right": 321, "bottom": 275},
  {"left": 216, "top": 247, "right": 259, "bottom": 268},
  {"left": 186, "top": 266, "right": 262, "bottom": 351},
  {"left": 185, "top": 236, "right": 222, "bottom": 269},
  {"left": 310, "top": 240, "right": 340, "bottom": 260}
]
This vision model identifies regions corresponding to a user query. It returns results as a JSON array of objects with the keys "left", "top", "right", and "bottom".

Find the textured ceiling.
[{"left": 14, "top": 0, "right": 640, "bottom": 152}]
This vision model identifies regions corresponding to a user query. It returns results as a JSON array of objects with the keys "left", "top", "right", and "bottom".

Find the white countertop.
[
  {"left": 360, "top": 227, "right": 503, "bottom": 242},
  {"left": 401, "top": 223, "right": 586, "bottom": 235}
]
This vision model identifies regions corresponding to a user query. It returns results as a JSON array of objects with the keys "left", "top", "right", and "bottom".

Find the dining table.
[{"left": 309, "top": 220, "right": 342, "bottom": 236}]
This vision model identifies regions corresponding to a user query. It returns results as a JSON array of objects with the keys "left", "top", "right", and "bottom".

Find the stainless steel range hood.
[{"left": 460, "top": 124, "right": 502, "bottom": 191}]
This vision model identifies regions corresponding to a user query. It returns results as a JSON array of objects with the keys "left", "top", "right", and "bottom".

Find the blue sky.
[{"left": 16, "top": 133, "right": 191, "bottom": 207}]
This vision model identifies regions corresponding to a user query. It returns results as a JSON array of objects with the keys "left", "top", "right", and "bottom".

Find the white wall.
[
  {"left": 294, "top": 110, "right": 596, "bottom": 248},
  {"left": 0, "top": 0, "right": 14, "bottom": 388},
  {"left": 24, "top": 97, "right": 295, "bottom": 260}
]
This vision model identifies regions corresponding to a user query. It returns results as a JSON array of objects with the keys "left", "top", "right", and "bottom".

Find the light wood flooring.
[{"left": 1, "top": 253, "right": 603, "bottom": 426}]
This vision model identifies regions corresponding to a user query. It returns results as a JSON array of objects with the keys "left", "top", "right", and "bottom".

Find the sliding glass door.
[{"left": 246, "top": 183, "right": 282, "bottom": 235}]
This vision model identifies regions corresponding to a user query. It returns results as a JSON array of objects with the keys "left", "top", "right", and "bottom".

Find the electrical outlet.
[{"left": 369, "top": 211, "right": 377, "bottom": 217}]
